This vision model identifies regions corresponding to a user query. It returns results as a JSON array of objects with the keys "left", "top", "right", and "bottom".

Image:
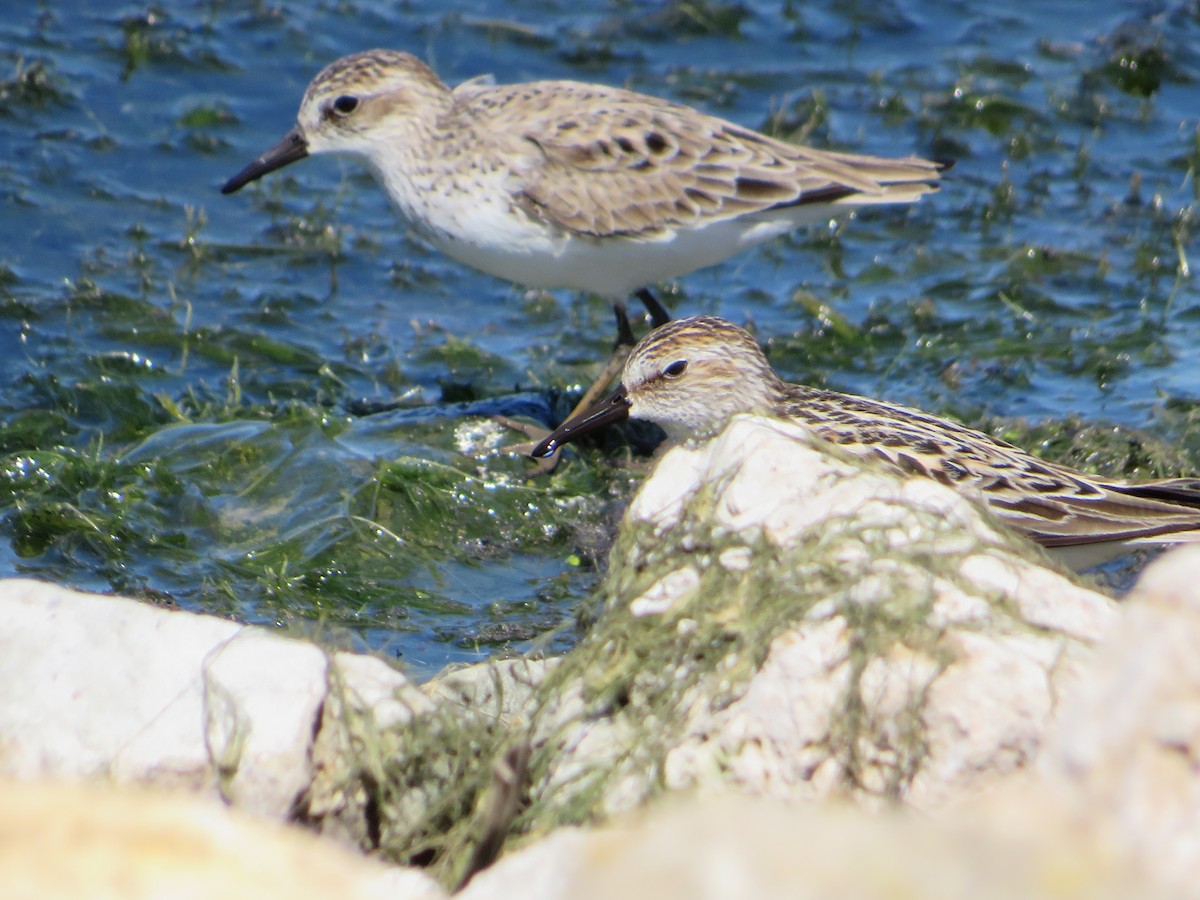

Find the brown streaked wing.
[
  {"left": 469, "top": 82, "right": 941, "bottom": 238},
  {"left": 785, "top": 387, "right": 1200, "bottom": 547}
]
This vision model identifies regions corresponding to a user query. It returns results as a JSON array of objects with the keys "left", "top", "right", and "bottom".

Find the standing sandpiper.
[
  {"left": 221, "top": 50, "right": 947, "bottom": 416},
  {"left": 533, "top": 315, "right": 1200, "bottom": 569}
]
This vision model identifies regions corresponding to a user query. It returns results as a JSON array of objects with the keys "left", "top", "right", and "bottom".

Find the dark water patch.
[
  {"left": 0, "top": 55, "right": 72, "bottom": 114},
  {"left": 591, "top": 0, "right": 751, "bottom": 42}
]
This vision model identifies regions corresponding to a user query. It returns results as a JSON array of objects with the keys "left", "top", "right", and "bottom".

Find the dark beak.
[
  {"left": 221, "top": 128, "right": 309, "bottom": 194},
  {"left": 531, "top": 384, "right": 632, "bottom": 458}
]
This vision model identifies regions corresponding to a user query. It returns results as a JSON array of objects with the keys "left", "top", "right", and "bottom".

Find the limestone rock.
[
  {"left": 1041, "top": 544, "right": 1200, "bottom": 893},
  {"left": 0, "top": 579, "right": 328, "bottom": 816},
  {"left": 0, "top": 578, "right": 424, "bottom": 827},
  {"left": 423, "top": 657, "right": 554, "bottom": 723},
  {"left": 458, "top": 791, "right": 1166, "bottom": 900},
  {"left": 0, "top": 779, "right": 445, "bottom": 900},
  {"left": 537, "top": 416, "right": 1117, "bottom": 816},
  {"left": 307, "top": 651, "right": 437, "bottom": 844}
]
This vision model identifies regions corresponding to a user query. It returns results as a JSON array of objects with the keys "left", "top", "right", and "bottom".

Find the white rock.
[
  {"left": 959, "top": 552, "right": 1116, "bottom": 642},
  {"left": 630, "top": 567, "right": 700, "bottom": 617},
  {"left": 458, "top": 828, "right": 593, "bottom": 900},
  {"left": 332, "top": 651, "right": 436, "bottom": 730},
  {"left": 459, "top": 791, "right": 1167, "bottom": 900},
  {"left": 911, "top": 631, "right": 1058, "bottom": 805},
  {"left": 1041, "top": 545, "right": 1200, "bottom": 893},
  {"left": 306, "top": 651, "right": 440, "bottom": 843},
  {"left": 1, "top": 579, "right": 353, "bottom": 819},
  {"left": 0, "top": 778, "right": 446, "bottom": 900},
  {"left": 600, "top": 416, "right": 1118, "bottom": 811},
  {"left": 422, "top": 656, "right": 553, "bottom": 722},
  {"left": 663, "top": 619, "right": 852, "bottom": 800}
]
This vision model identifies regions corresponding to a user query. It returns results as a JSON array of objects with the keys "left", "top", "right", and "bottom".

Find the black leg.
[
  {"left": 612, "top": 301, "right": 637, "bottom": 349},
  {"left": 635, "top": 287, "right": 672, "bottom": 329}
]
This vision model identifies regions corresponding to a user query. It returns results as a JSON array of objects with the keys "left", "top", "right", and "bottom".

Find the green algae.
[{"left": 0, "top": 380, "right": 623, "bottom": 671}]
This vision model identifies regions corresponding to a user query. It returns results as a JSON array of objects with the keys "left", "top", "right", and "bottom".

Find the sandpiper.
[
  {"left": 533, "top": 315, "right": 1200, "bottom": 568},
  {"left": 221, "top": 49, "right": 946, "bottom": 388}
]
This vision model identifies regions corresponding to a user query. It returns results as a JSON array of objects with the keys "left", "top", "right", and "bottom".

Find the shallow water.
[{"left": 1, "top": 0, "right": 1197, "bottom": 679}]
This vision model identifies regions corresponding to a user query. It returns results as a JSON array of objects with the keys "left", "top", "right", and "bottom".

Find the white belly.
[
  {"left": 429, "top": 208, "right": 824, "bottom": 298},
  {"left": 371, "top": 156, "right": 828, "bottom": 297}
]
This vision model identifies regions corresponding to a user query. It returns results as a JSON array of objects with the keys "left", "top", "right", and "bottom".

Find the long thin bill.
[
  {"left": 221, "top": 128, "right": 309, "bottom": 194},
  {"left": 531, "top": 385, "right": 632, "bottom": 458}
]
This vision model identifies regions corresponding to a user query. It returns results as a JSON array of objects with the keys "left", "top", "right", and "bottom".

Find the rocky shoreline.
[{"left": 3, "top": 414, "right": 1198, "bottom": 898}]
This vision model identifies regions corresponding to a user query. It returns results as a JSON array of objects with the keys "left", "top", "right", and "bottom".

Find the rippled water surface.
[{"left": 1, "top": 0, "right": 1197, "bottom": 678}]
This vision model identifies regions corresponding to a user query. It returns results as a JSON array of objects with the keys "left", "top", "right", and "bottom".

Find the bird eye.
[
  {"left": 331, "top": 95, "right": 359, "bottom": 116},
  {"left": 663, "top": 360, "right": 688, "bottom": 378}
]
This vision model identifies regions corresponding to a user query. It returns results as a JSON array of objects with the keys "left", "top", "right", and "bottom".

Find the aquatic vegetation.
[
  {"left": 0, "top": 56, "right": 71, "bottom": 113},
  {"left": 0, "top": 0, "right": 1197, "bottom": 677}
]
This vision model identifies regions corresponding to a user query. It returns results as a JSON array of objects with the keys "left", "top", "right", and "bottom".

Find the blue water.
[{"left": 1, "top": 0, "right": 1197, "bottom": 677}]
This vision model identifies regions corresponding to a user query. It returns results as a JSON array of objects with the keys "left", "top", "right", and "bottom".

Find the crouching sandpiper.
[{"left": 533, "top": 315, "right": 1200, "bottom": 569}]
